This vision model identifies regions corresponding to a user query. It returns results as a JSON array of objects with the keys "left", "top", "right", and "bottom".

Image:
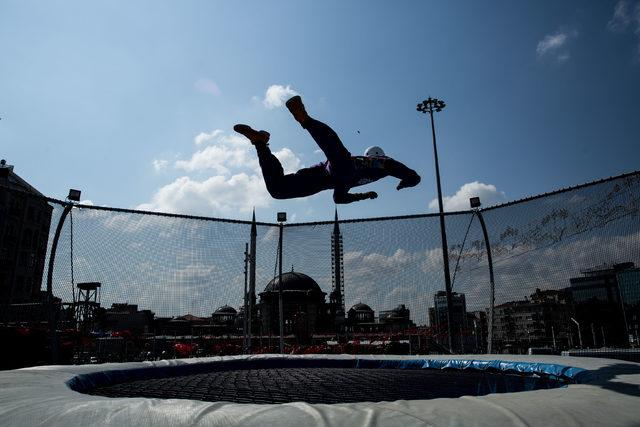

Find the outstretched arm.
[
  {"left": 333, "top": 188, "right": 378, "bottom": 204},
  {"left": 383, "top": 158, "right": 421, "bottom": 190}
]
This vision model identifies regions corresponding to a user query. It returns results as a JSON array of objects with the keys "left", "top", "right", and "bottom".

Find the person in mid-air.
[{"left": 234, "top": 96, "right": 421, "bottom": 204}]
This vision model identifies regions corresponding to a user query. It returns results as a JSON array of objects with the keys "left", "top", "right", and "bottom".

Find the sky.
[{"left": 2, "top": 0, "right": 640, "bottom": 225}]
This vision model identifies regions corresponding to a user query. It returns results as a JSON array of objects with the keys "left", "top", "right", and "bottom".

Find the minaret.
[
  {"left": 248, "top": 209, "right": 257, "bottom": 346},
  {"left": 330, "top": 208, "right": 345, "bottom": 328}
]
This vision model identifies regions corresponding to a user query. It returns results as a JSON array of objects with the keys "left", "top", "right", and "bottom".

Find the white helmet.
[{"left": 364, "top": 146, "right": 385, "bottom": 157}]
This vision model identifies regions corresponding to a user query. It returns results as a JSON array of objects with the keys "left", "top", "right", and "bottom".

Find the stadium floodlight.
[
  {"left": 67, "top": 189, "right": 81, "bottom": 202},
  {"left": 277, "top": 212, "right": 287, "bottom": 223},
  {"left": 469, "top": 197, "right": 481, "bottom": 209},
  {"left": 417, "top": 95, "right": 455, "bottom": 353},
  {"left": 417, "top": 97, "right": 446, "bottom": 114}
]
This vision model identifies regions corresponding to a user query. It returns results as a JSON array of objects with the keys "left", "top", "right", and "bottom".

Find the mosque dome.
[
  {"left": 350, "top": 303, "right": 373, "bottom": 312},
  {"left": 213, "top": 305, "right": 237, "bottom": 315},
  {"left": 263, "top": 271, "right": 323, "bottom": 293},
  {"left": 348, "top": 302, "right": 375, "bottom": 324}
]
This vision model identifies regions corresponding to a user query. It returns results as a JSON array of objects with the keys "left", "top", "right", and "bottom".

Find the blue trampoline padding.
[
  {"left": 67, "top": 357, "right": 592, "bottom": 395},
  {"left": 354, "top": 359, "right": 593, "bottom": 383}
]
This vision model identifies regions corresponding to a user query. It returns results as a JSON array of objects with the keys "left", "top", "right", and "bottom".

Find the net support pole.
[
  {"left": 278, "top": 222, "right": 284, "bottom": 354},
  {"left": 248, "top": 210, "right": 257, "bottom": 352},
  {"left": 243, "top": 243, "right": 249, "bottom": 354},
  {"left": 45, "top": 202, "right": 73, "bottom": 364},
  {"left": 475, "top": 210, "right": 495, "bottom": 354}
]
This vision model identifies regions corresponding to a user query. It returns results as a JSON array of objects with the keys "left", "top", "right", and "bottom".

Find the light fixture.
[{"left": 67, "top": 189, "right": 81, "bottom": 202}]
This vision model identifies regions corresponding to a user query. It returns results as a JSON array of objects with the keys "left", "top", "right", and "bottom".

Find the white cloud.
[
  {"left": 137, "top": 174, "right": 272, "bottom": 216},
  {"left": 607, "top": 1, "right": 640, "bottom": 57},
  {"left": 362, "top": 249, "right": 414, "bottom": 268},
  {"left": 537, "top": 32, "right": 568, "bottom": 56},
  {"left": 194, "top": 79, "right": 221, "bottom": 96},
  {"left": 153, "top": 159, "right": 169, "bottom": 171},
  {"left": 428, "top": 181, "right": 507, "bottom": 212},
  {"left": 175, "top": 141, "right": 255, "bottom": 174},
  {"left": 141, "top": 130, "right": 303, "bottom": 216},
  {"left": 273, "top": 147, "right": 303, "bottom": 174},
  {"left": 343, "top": 249, "right": 417, "bottom": 288},
  {"left": 608, "top": 1, "right": 634, "bottom": 32},
  {"left": 536, "top": 29, "right": 577, "bottom": 62},
  {"left": 195, "top": 129, "right": 223, "bottom": 145},
  {"left": 175, "top": 133, "right": 301, "bottom": 175},
  {"left": 174, "top": 263, "right": 216, "bottom": 281},
  {"left": 263, "top": 84, "right": 299, "bottom": 109}
]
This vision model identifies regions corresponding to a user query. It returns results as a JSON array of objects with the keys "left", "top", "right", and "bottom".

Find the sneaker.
[
  {"left": 285, "top": 95, "right": 310, "bottom": 124},
  {"left": 233, "top": 124, "right": 270, "bottom": 146}
]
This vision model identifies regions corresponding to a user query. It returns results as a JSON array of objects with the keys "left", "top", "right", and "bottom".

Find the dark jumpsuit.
[{"left": 255, "top": 118, "right": 419, "bottom": 203}]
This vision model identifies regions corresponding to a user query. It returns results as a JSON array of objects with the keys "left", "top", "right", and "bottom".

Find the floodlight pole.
[{"left": 418, "top": 97, "right": 455, "bottom": 353}]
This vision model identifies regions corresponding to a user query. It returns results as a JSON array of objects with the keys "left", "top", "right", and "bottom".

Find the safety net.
[{"left": 1, "top": 171, "right": 639, "bottom": 367}]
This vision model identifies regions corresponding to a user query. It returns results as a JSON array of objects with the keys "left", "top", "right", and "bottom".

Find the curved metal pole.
[
  {"left": 46, "top": 203, "right": 73, "bottom": 364},
  {"left": 475, "top": 210, "right": 495, "bottom": 354}
]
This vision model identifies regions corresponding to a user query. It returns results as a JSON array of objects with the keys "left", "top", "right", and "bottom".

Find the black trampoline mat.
[{"left": 86, "top": 367, "right": 567, "bottom": 404}]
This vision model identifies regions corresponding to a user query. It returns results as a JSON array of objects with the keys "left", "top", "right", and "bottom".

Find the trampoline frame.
[{"left": 1, "top": 354, "right": 639, "bottom": 427}]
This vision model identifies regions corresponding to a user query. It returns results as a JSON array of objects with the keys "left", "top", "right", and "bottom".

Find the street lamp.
[
  {"left": 469, "top": 197, "right": 496, "bottom": 354},
  {"left": 418, "top": 97, "right": 455, "bottom": 352}
]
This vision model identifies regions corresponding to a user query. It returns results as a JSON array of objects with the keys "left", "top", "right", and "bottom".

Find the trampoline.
[
  {"left": 1, "top": 354, "right": 639, "bottom": 427},
  {"left": 77, "top": 358, "right": 573, "bottom": 404}
]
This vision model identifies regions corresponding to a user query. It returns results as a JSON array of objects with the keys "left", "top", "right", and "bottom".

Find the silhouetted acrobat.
[{"left": 234, "top": 96, "right": 421, "bottom": 204}]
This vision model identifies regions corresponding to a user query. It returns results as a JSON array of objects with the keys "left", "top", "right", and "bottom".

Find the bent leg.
[
  {"left": 303, "top": 118, "right": 351, "bottom": 164},
  {"left": 285, "top": 96, "right": 353, "bottom": 178},
  {"left": 255, "top": 146, "right": 285, "bottom": 197},
  {"left": 256, "top": 148, "right": 328, "bottom": 199}
]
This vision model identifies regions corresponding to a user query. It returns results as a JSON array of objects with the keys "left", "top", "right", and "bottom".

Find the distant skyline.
[{"left": 2, "top": 1, "right": 640, "bottom": 223}]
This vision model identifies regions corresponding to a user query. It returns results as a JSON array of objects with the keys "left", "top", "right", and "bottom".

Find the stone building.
[
  {"left": 346, "top": 303, "right": 376, "bottom": 332},
  {"left": 570, "top": 263, "right": 634, "bottom": 347},
  {"left": 212, "top": 305, "right": 237, "bottom": 326},
  {"left": 378, "top": 304, "right": 414, "bottom": 330},
  {"left": 103, "top": 303, "right": 155, "bottom": 334},
  {"left": 429, "top": 291, "right": 468, "bottom": 350},
  {"left": 492, "top": 288, "right": 571, "bottom": 353},
  {"left": 346, "top": 302, "right": 415, "bottom": 333},
  {"left": 0, "top": 161, "right": 53, "bottom": 308}
]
